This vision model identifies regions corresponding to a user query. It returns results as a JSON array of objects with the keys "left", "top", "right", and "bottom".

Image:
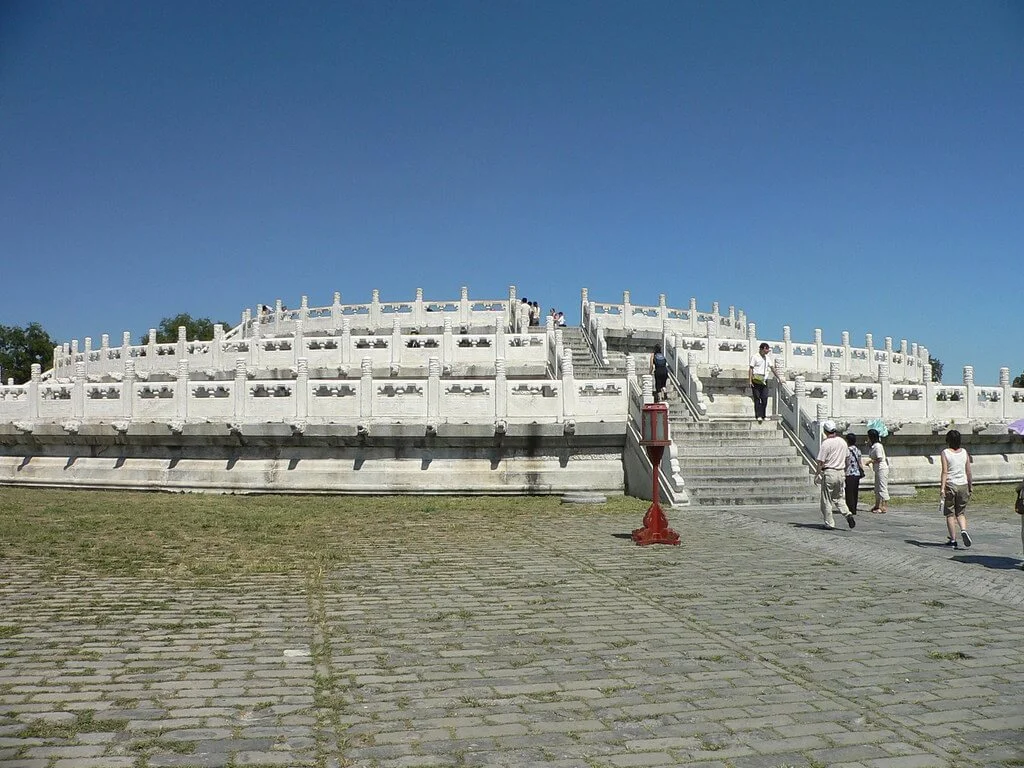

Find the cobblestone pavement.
[{"left": 1, "top": 502, "right": 1022, "bottom": 768}]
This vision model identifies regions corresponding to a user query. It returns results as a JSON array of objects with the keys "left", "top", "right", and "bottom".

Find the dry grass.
[{"left": 0, "top": 487, "right": 645, "bottom": 579}]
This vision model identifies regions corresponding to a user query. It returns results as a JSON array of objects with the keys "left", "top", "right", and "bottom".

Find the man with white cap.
[{"left": 816, "top": 420, "right": 856, "bottom": 530}]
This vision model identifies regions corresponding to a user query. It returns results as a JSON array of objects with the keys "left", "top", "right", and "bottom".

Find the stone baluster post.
[
  {"left": 747, "top": 322, "right": 757, "bottom": 362},
  {"left": 495, "top": 357, "right": 508, "bottom": 419},
  {"left": 829, "top": 361, "right": 842, "bottom": 418},
  {"left": 330, "top": 292, "right": 342, "bottom": 334},
  {"left": 459, "top": 286, "right": 470, "bottom": 327},
  {"left": 251, "top": 306, "right": 263, "bottom": 345},
  {"left": 782, "top": 326, "right": 792, "bottom": 371},
  {"left": 83, "top": 337, "right": 92, "bottom": 378},
  {"left": 911, "top": 343, "right": 920, "bottom": 382},
  {"left": 561, "top": 350, "right": 576, "bottom": 419},
  {"left": 841, "top": 331, "right": 851, "bottom": 375},
  {"left": 736, "top": 309, "right": 746, "bottom": 334},
  {"left": 813, "top": 328, "right": 823, "bottom": 373},
  {"left": 626, "top": 353, "right": 637, "bottom": 389},
  {"left": 233, "top": 358, "right": 247, "bottom": 420},
  {"left": 296, "top": 357, "right": 309, "bottom": 421},
  {"left": 659, "top": 293, "right": 667, "bottom": 332},
  {"left": 924, "top": 362, "right": 935, "bottom": 419},
  {"left": 413, "top": 287, "right": 425, "bottom": 328},
  {"left": 878, "top": 362, "right": 891, "bottom": 420},
  {"left": 300, "top": 295, "right": 309, "bottom": 325},
  {"left": 442, "top": 318, "right": 454, "bottom": 369},
  {"left": 369, "top": 289, "right": 381, "bottom": 330},
  {"left": 122, "top": 359, "right": 135, "bottom": 420},
  {"left": 792, "top": 375, "right": 806, "bottom": 435},
  {"left": 243, "top": 308, "right": 252, "bottom": 340},
  {"left": 27, "top": 364, "right": 41, "bottom": 419},
  {"left": 427, "top": 356, "right": 441, "bottom": 421},
  {"left": 509, "top": 285, "right": 519, "bottom": 332},
  {"left": 391, "top": 318, "right": 402, "bottom": 369},
  {"left": 688, "top": 297, "right": 698, "bottom": 335},
  {"left": 100, "top": 334, "right": 110, "bottom": 368},
  {"left": 728, "top": 305, "right": 736, "bottom": 329},
  {"left": 899, "top": 339, "right": 908, "bottom": 381},
  {"left": 212, "top": 324, "right": 224, "bottom": 369},
  {"left": 141, "top": 331, "right": 153, "bottom": 373},
  {"left": 622, "top": 290, "right": 632, "bottom": 332},
  {"left": 121, "top": 332, "right": 131, "bottom": 376},
  {"left": 176, "top": 326, "right": 187, "bottom": 363},
  {"left": 293, "top": 317, "right": 305, "bottom": 370},
  {"left": 1000, "top": 368, "right": 1011, "bottom": 419},
  {"left": 706, "top": 320, "right": 718, "bottom": 366},
  {"left": 671, "top": 333, "right": 682, "bottom": 381},
  {"left": 274, "top": 299, "right": 283, "bottom": 334},
  {"left": 175, "top": 358, "right": 189, "bottom": 422},
  {"left": 52, "top": 345, "right": 61, "bottom": 379},
  {"left": 548, "top": 315, "right": 559, "bottom": 374},
  {"left": 360, "top": 357, "right": 373, "bottom": 419},
  {"left": 816, "top": 403, "right": 829, "bottom": 437},
  {"left": 884, "top": 337, "right": 894, "bottom": 377},
  {"left": 963, "top": 366, "right": 975, "bottom": 420},
  {"left": 495, "top": 317, "right": 507, "bottom": 362},
  {"left": 577, "top": 287, "right": 587, "bottom": 335},
  {"left": 340, "top": 318, "right": 351, "bottom": 366},
  {"left": 865, "top": 333, "right": 875, "bottom": 378},
  {"left": 711, "top": 302, "right": 720, "bottom": 333},
  {"left": 641, "top": 374, "right": 654, "bottom": 405},
  {"left": 72, "top": 361, "right": 85, "bottom": 420}
]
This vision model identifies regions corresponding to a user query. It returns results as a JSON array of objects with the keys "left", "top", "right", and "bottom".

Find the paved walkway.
[{"left": 1, "top": 502, "right": 1022, "bottom": 768}]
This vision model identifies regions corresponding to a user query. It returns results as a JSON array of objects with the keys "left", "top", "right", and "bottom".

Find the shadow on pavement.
[
  {"left": 906, "top": 539, "right": 954, "bottom": 549},
  {"left": 951, "top": 554, "right": 1022, "bottom": 570},
  {"left": 790, "top": 522, "right": 839, "bottom": 531}
]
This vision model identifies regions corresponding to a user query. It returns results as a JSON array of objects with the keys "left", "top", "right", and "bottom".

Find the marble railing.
[
  {"left": 50, "top": 320, "right": 552, "bottom": 381},
  {"left": 1, "top": 354, "right": 625, "bottom": 430},
  {"left": 581, "top": 289, "right": 749, "bottom": 344},
  {"left": 230, "top": 286, "right": 520, "bottom": 340}
]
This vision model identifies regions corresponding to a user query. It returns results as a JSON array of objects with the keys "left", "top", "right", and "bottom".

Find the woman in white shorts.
[{"left": 866, "top": 428, "right": 889, "bottom": 514}]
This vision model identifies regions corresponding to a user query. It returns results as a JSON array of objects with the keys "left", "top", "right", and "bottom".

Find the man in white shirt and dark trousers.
[
  {"left": 816, "top": 420, "right": 856, "bottom": 530},
  {"left": 748, "top": 342, "right": 780, "bottom": 423}
]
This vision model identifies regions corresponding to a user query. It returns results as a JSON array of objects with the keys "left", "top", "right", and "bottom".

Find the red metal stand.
[{"left": 632, "top": 444, "right": 680, "bottom": 546}]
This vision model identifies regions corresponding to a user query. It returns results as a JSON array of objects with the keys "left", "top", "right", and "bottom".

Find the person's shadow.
[{"left": 951, "top": 555, "right": 1022, "bottom": 570}]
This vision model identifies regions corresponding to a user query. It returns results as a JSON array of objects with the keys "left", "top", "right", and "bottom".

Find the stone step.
[
  {"left": 677, "top": 456, "right": 808, "bottom": 469},
  {"left": 690, "top": 491, "right": 817, "bottom": 506},
  {"left": 683, "top": 468, "right": 812, "bottom": 484}
]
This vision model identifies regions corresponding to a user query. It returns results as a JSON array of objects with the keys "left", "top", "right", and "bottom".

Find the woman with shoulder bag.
[{"left": 844, "top": 432, "right": 865, "bottom": 514}]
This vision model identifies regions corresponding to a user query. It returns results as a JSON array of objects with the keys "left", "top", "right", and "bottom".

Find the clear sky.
[{"left": 2, "top": 1, "right": 1022, "bottom": 383}]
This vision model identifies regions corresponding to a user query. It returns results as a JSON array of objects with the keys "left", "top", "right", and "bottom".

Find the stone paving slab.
[{"left": 0, "top": 502, "right": 1022, "bottom": 767}]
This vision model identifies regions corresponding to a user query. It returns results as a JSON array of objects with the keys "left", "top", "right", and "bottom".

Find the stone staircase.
[
  {"left": 670, "top": 415, "right": 817, "bottom": 507},
  {"left": 561, "top": 326, "right": 630, "bottom": 378}
]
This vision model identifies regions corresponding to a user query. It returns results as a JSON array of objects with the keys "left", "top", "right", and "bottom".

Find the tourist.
[
  {"left": 844, "top": 432, "right": 865, "bottom": 514},
  {"left": 865, "top": 428, "right": 890, "bottom": 514},
  {"left": 939, "top": 429, "right": 972, "bottom": 548},
  {"left": 748, "top": 342, "right": 780, "bottom": 423},
  {"left": 1015, "top": 480, "right": 1024, "bottom": 570},
  {"left": 650, "top": 345, "right": 668, "bottom": 403},
  {"left": 816, "top": 420, "right": 855, "bottom": 530},
  {"left": 530, "top": 301, "right": 541, "bottom": 327},
  {"left": 556, "top": 311, "right": 566, "bottom": 327}
]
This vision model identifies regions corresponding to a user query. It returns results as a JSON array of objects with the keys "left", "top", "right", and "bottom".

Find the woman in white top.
[
  {"left": 939, "top": 429, "right": 972, "bottom": 548},
  {"left": 865, "top": 428, "right": 890, "bottom": 514}
]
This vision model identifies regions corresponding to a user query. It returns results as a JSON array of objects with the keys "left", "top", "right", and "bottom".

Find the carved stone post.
[
  {"left": 688, "top": 297, "right": 698, "bottom": 335},
  {"left": 442, "top": 318, "right": 454, "bottom": 369},
  {"left": 884, "top": 337, "right": 894, "bottom": 378},
  {"left": 122, "top": 359, "right": 135, "bottom": 420},
  {"left": 28, "top": 364, "right": 41, "bottom": 420},
  {"left": 659, "top": 293, "right": 667, "bottom": 330},
  {"left": 509, "top": 285, "right": 518, "bottom": 332},
  {"left": 561, "top": 350, "right": 576, "bottom": 418},
  {"left": 899, "top": 339, "right": 909, "bottom": 381},
  {"left": 911, "top": 343, "right": 920, "bottom": 382},
  {"left": 300, "top": 295, "right": 309, "bottom": 325},
  {"left": 737, "top": 309, "right": 747, "bottom": 334},
  {"left": 340, "top": 319, "right": 351, "bottom": 366},
  {"left": 84, "top": 336, "right": 92, "bottom": 372},
  {"left": 814, "top": 328, "right": 823, "bottom": 373},
  {"left": 626, "top": 353, "right": 637, "bottom": 388},
  {"left": 577, "top": 287, "right": 586, "bottom": 335},
  {"left": 866, "top": 333, "right": 875, "bottom": 378},
  {"left": 211, "top": 324, "right": 223, "bottom": 369},
  {"left": 495, "top": 317, "right": 507, "bottom": 362},
  {"left": 293, "top": 317, "right": 305, "bottom": 370},
  {"left": 622, "top": 290, "right": 632, "bottom": 332},
  {"left": 427, "top": 356, "right": 441, "bottom": 421},
  {"left": 878, "top": 362, "right": 891, "bottom": 420},
  {"left": 72, "top": 361, "right": 85, "bottom": 420},
  {"left": 793, "top": 375, "right": 806, "bottom": 434},
  {"left": 460, "top": 285, "right": 470, "bottom": 327},
  {"left": 551, "top": 317, "right": 561, "bottom": 375},
  {"left": 841, "top": 331, "right": 851, "bottom": 375},
  {"left": 330, "top": 292, "right": 342, "bottom": 334},
  {"left": 121, "top": 331, "right": 131, "bottom": 376},
  {"left": 176, "top": 359, "right": 189, "bottom": 422},
  {"left": 360, "top": 357, "right": 373, "bottom": 419},
  {"left": 296, "top": 357, "right": 309, "bottom": 421},
  {"left": 274, "top": 299, "right": 283, "bottom": 334},
  {"left": 711, "top": 301, "right": 720, "bottom": 332},
  {"left": 829, "top": 361, "right": 842, "bottom": 418},
  {"left": 391, "top": 318, "right": 402, "bottom": 368},
  {"left": 671, "top": 334, "right": 681, "bottom": 380},
  {"left": 963, "top": 365, "right": 975, "bottom": 419},
  {"left": 782, "top": 325, "right": 792, "bottom": 371},
  {"left": 370, "top": 289, "right": 381, "bottom": 330},
  {"left": 747, "top": 322, "right": 757, "bottom": 361},
  {"left": 816, "top": 403, "right": 829, "bottom": 437},
  {"left": 641, "top": 373, "right": 654, "bottom": 405},
  {"left": 100, "top": 334, "right": 110, "bottom": 367},
  {"left": 413, "top": 287, "right": 425, "bottom": 328},
  {"left": 495, "top": 357, "right": 507, "bottom": 419},
  {"left": 924, "top": 362, "right": 935, "bottom": 419},
  {"left": 177, "top": 326, "right": 187, "bottom": 362},
  {"left": 728, "top": 305, "right": 735, "bottom": 326},
  {"left": 233, "top": 358, "right": 247, "bottom": 421},
  {"left": 1000, "top": 368, "right": 1011, "bottom": 419},
  {"left": 706, "top": 319, "right": 718, "bottom": 366}
]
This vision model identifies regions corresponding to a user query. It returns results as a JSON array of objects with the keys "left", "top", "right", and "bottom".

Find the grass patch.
[
  {"left": 889, "top": 482, "right": 1020, "bottom": 519},
  {"left": 0, "top": 625, "right": 22, "bottom": 639},
  {"left": 928, "top": 650, "right": 972, "bottom": 661},
  {"left": 0, "top": 487, "right": 645, "bottom": 580},
  {"left": 19, "top": 710, "right": 129, "bottom": 739}
]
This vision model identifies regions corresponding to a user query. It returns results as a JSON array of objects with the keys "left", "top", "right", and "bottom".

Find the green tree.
[
  {"left": 1013, "top": 371, "right": 1024, "bottom": 388},
  {"left": 928, "top": 355, "right": 943, "bottom": 383},
  {"left": 0, "top": 322, "right": 56, "bottom": 384},
  {"left": 139, "top": 314, "right": 231, "bottom": 344}
]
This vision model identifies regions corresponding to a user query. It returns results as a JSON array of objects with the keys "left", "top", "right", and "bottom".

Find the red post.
[{"left": 632, "top": 403, "right": 680, "bottom": 546}]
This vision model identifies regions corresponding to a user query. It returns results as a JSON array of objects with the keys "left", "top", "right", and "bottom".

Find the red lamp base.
[{"left": 631, "top": 501, "right": 680, "bottom": 546}]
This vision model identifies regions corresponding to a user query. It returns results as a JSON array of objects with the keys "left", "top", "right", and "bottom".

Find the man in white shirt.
[
  {"left": 748, "top": 342, "right": 780, "bottom": 423},
  {"left": 816, "top": 420, "right": 856, "bottom": 530}
]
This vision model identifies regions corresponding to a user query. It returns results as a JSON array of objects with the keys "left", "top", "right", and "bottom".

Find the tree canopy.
[
  {"left": 1014, "top": 371, "right": 1024, "bottom": 388},
  {"left": 139, "top": 314, "right": 232, "bottom": 345},
  {"left": 0, "top": 323, "right": 56, "bottom": 384},
  {"left": 928, "top": 355, "right": 943, "bottom": 383}
]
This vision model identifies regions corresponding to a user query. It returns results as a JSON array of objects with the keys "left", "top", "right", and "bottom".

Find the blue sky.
[{"left": 2, "top": 1, "right": 1022, "bottom": 383}]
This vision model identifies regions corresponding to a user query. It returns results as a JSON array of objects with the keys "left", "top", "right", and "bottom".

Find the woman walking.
[
  {"left": 844, "top": 432, "right": 865, "bottom": 514},
  {"left": 866, "top": 428, "right": 890, "bottom": 514},
  {"left": 650, "top": 345, "right": 669, "bottom": 403},
  {"left": 939, "top": 429, "right": 972, "bottom": 548}
]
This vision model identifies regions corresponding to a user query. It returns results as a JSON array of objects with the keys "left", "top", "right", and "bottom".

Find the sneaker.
[
  {"left": 846, "top": 514, "right": 856, "bottom": 529},
  {"left": 945, "top": 538, "right": 957, "bottom": 547},
  {"left": 961, "top": 530, "right": 972, "bottom": 548}
]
